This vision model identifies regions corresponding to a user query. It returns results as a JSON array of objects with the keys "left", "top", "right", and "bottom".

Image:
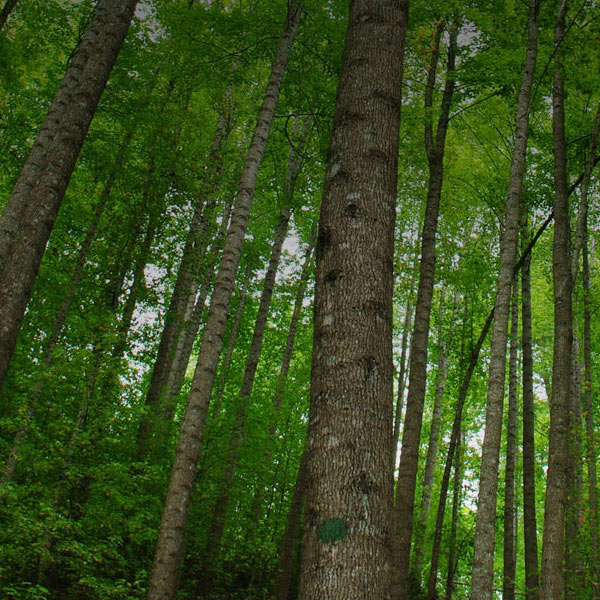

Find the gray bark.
[
  {"left": 392, "top": 22, "right": 458, "bottom": 600},
  {"left": 470, "top": 3, "right": 539, "bottom": 597},
  {"left": 298, "top": 1, "right": 408, "bottom": 598},
  {"left": 0, "top": 0, "right": 138, "bottom": 393},
  {"left": 540, "top": 2, "right": 572, "bottom": 598},
  {"left": 146, "top": 5, "right": 302, "bottom": 598}
]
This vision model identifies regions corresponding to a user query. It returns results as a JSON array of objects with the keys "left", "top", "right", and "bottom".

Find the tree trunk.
[
  {"left": 146, "top": 5, "right": 302, "bottom": 598},
  {"left": 540, "top": 1, "right": 571, "bottom": 598},
  {"left": 0, "top": 0, "right": 138, "bottom": 393},
  {"left": 197, "top": 203, "right": 294, "bottom": 597},
  {"left": 297, "top": 2, "right": 408, "bottom": 598},
  {"left": 427, "top": 309, "right": 494, "bottom": 600},
  {"left": 445, "top": 432, "right": 463, "bottom": 600},
  {"left": 521, "top": 212, "right": 539, "bottom": 600},
  {"left": 503, "top": 282, "right": 519, "bottom": 600},
  {"left": 470, "top": 3, "right": 539, "bottom": 597},
  {"left": 410, "top": 292, "right": 457, "bottom": 588},
  {"left": 393, "top": 297, "right": 413, "bottom": 452},
  {"left": 392, "top": 22, "right": 458, "bottom": 600},
  {"left": 273, "top": 448, "right": 309, "bottom": 600},
  {"left": 0, "top": 0, "right": 18, "bottom": 30},
  {"left": 583, "top": 235, "right": 599, "bottom": 592},
  {"left": 136, "top": 106, "right": 232, "bottom": 458}
]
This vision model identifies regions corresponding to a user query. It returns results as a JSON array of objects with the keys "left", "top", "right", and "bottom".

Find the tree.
[{"left": 297, "top": 1, "right": 408, "bottom": 598}]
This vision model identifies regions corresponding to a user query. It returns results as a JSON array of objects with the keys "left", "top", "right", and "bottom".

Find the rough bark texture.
[
  {"left": 0, "top": 0, "right": 18, "bottom": 30},
  {"left": 540, "top": 2, "right": 571, "bottom": 598},
  {"left": 0, "top": 0, "right": 138, "bottom": 393},
  {"left": 583, "top": 236, "right": 600, "bottom": 592},
  {"left": 521, "top": 213, "right": 539, "bottom": 600},
  {"left": 273, "top": 449, "right": 308, "bottom": 600},
  {"left": 503, "top": 283, "right": 519, "bottom": 600},
  {"left": 392, "top": 23, "right": 457, "bottom": 600},
  {"left": 427, "top": 309, "right": 493, "bottom": 600},
  {"left": 297, "top": 2, "right": 407, "bottom": 598},
  {"left": 146, "top": 5, "right": 301, "bottom": 598},
  {"left": 470, "top": 4, "right": 538, "bottom": 597}
]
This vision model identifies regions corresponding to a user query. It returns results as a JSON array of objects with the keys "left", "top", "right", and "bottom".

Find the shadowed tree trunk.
[
  {"left": 503, "top": 282, "right": 519, "bottom": 600},
  {"left": 583, "top": 235, "right": 599, "bottom": 592},
  {"left": 540, "top": 2, "right": 572, "bottom": 598},
  {"left": 445, "top": 431, "right": 463, "bottom": 600},
  {"left": 392, "top": 21, "right": 458, "bottom": 600},
  {"left": 146, "top": 5, "right": 302, "bottom": 598},
  {"left": 470, "top": 3, "right": 539, "bottom": 597},
  {"left": 393, "top": 297, "right": 413, "bottom": 455},
  {"left": 0, "top": 0, "right": 138, "bottom": 393},
  {"left": 298, "top": 2, "right": 408, "bottom": 598},
  {"left": 521, "top": 212, "right": 539, "bottom": 600},
  {"left": 0, "top": 0, "right": 18, "bottom": 30}
]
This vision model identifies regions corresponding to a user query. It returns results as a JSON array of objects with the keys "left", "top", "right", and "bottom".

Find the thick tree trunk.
[
  {"left": 0, "top": 0, "right": 18, "bottom": 30},
  {"left": 427, "top": 309, "right": 494, "bottom": 600},
  {"left": 273, "top": 449, "right": 308, "bottom": 600},
  {"left": 146, "top": 5, "right": 302, "bottom": 598},
  {"left": 583, "top": 236, "right": 600, "bottom": 592},
  {"left": 0, "top": 0, "right": 138, "bottom": 393},
  {"left": 521, "top": 213, "right": 539, "bottom": 600},
  {"left": 470, "top": 4, "right": 538, "bottom": 598},
  {"left": 297, "top": 3, "right": 408, "bottom": 598},
  {"left": 503, "top": 283, "right": 519, "bottom": 600},
  {"left": 540, "top": 2, "right": 572, "bottom": 598},
  {"left": 410, "top": 293, "right": 457, "bottom": 588},
  {"left": 392, "top": 22, "right": 457, "bottom": 600}
]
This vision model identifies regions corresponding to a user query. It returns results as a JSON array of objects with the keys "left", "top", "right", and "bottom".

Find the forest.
[{"left": 0, "top": 0, "right": 599, "bottom": 599}]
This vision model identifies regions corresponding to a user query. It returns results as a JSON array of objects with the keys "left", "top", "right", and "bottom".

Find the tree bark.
[
  {"left": 146, "top": 5, "right": 302, "bottom": 598},
  {"left": 393, "top": 297, "right": 413, "bottom": 452},
  {"left": 392, "top": 21, "right": 458, "bottom": 600},
  {"left": 521, "top": 212, "right": 539, "bottom": 600},
  {"left": 540, "top": 2, "right": 572, "bottom": 598},
  {"left": 410, "top": 292, "right": 457, "bottom": 588},
  {"left": 427, "top": 309, "right": 494, "bottom": 600},
  {"left": 0, "top": 0, "right": 138, "bottom": 393},
  {"left": 583, "top": 235, "right": 599, "bottom": 593},
  {"left": 273, "top": 448, "right": 308, "bottom": 600},
  {"left": 445, "top": 432, "right": 463, "bottom": 600},
  {"left": 0, "top": 0, "right": 18, "bottom": 30},
  {"left": 297, "top": 2, "right": 408, "bottom": 598},
  {"left": 503, "top": 282, "right": 519, "bottom": 600},
  {"left": 470, "top": 3, "right": 539, "bottom": 597}
]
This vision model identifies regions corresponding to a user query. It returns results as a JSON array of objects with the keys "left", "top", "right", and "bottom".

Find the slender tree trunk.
[
  {"left": 445, "top": 432, "right": 463, "bottom": 600},
  {"left": 503, "top": 282, "right": 519, "bottom": 600},
  {"left": 540, "top": 2, "right": 572, "bottom": 598},
  {"left": 410, "top": 292, "right": 457, "bottom": 587},
  {"left": 0, "top": 0, "right": 138, "bottom": 393},
  {"left": 146, "top": 5, "right": 302, "bottom": 598},
  {"left": 136, "top": 109, "right": 232, "bottom": 457},
  {"left": 392, "top": 22, "right": 458, "bottom": 600},
  {"left": 247, "top": 234, "right": 314, "bottom": 535},
  {"left": 273, "top": 449, "right": 308, "bottom": 600},
  {"left": 0, "top": 0, "right": 18, "bottom": 30},
  {"left": 427, "top": 309, "right": 494, "bottom": 600},
  {"left": 393, "top": 297, "right": 413, "bottom": 450},
  {"left": 583, "top": 235, "right": 600, "bottom": 592},
  {"left": 470, "top": 4, "right": 538, "bottom": 597},
  {"left": 521, "top": 212, "right": 539, "bottom": 600},
  {"left": 197, "top": 205, "right": 294, "bottom": 597},
  {"left": 298, "top": 3, "right": 408, "bottom": 598}
]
